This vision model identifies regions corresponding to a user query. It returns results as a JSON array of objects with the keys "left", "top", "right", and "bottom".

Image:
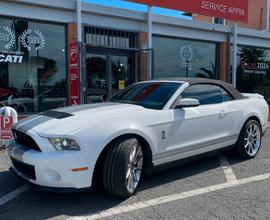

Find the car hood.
[{"left": 13, "top": 102, "right": 144, "bottom": 136}]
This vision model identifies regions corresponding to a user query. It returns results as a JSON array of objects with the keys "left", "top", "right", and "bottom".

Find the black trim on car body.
[{"left": 39, "top": 110, "right": 74, "bottom": 119}]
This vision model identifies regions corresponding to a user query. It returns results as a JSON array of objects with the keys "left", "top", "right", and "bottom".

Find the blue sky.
[{"left": 82, "top": 0, "right": 190, "bottom": 19}]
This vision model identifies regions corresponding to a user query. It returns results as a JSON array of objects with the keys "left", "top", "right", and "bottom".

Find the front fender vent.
[
  {"left": 12, "top": 129, "right": 41, "bottom": 152},
  {"left": 39, "top": 110, "right": 73, "bottom": 119}
]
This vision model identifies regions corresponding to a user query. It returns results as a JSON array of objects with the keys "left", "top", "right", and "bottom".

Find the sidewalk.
[{"left": 0, "top": 149, "right": 11, "bottom": 171}]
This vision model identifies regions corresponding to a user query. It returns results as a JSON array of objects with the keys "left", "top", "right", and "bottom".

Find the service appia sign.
[
  {"left": 125, "top": 0, "right": 248, "bottom": 22},
  {"left": 0, "top": 26, "right": 46, "bottom": 64}
]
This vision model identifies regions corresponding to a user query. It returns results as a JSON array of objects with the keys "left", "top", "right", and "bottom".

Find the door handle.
[{"left": 219, "top": 110, "right": 228, "bottom": 117}]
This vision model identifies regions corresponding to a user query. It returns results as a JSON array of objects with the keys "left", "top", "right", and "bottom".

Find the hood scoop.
[{"left": 39, "top": 110, "right": 74, "bottom": 119}]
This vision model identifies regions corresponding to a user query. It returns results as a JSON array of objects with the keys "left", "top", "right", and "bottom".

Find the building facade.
[{"left": 1, "top": 0, "right": 270, "bottom": 114}]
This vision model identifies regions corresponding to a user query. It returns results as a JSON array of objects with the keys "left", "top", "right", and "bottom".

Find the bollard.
[{"left": 0, "top": 107, "right": 18, "bottom": 149}]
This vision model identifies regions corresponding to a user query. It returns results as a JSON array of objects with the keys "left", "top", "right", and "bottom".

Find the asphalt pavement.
[{"left": 0, "top": 129, "right": 270, "bottom": 220}]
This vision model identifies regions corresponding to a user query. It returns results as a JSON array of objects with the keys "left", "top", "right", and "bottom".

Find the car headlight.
[{"left": 49, "top": 137, "right": 80, "bottom": 151}]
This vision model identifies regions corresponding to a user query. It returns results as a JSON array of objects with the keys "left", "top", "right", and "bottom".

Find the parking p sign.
[{"left": 0, "top": 115, "right": 13, "bottom": 140}]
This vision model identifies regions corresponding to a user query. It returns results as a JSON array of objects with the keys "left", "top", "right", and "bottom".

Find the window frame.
[
  {"left": 220, "top": 87, "right": 234, "bottom": 102},
  {"left": 171, "top": 83, "right": 236, "bottom": 108},
  {"left": 108, "top": 82, "right": 182, "bottom": 110}
]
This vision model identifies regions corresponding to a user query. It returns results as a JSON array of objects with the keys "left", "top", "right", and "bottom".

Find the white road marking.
[
  {"left": 0, "top": 185, "right": 29, "bottom": 207},
  {"left": 68, "top": 173, "right": 270, "bottom": 220},
  {"left": 219, "top": 155, "right": 237, "bottom": 182}
]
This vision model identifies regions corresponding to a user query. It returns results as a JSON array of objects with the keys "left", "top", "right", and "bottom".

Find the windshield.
[{"left": 108, "top": 82, "right": 181, "bottom": 110}]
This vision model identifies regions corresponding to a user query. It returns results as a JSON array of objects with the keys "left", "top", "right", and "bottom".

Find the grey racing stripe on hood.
[
  {"left": 13, "top": 103, "right": 119, "bottom": 131},
  {"left": 13, "top": 114, "right": 40, "bottom": 128},
  {"left": 14, "top": 115, "right": 52, "bottom": 131},
  {"left": 62, "top": 102, "right": 119, "bottom": 114}
]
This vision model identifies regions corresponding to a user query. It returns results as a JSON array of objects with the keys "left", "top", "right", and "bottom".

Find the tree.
[
  {"left": 196, "top": 62, "right": 216, "bottom": 79},
  {"left": 239, "top": 47, "right": 266, "bottom": 63}
]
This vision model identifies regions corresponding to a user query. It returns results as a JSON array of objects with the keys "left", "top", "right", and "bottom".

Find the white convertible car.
[{"left": 7, "top": 78, "right": 269, "bottom": 197}]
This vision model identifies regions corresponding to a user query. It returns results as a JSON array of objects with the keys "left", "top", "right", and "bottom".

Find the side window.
[
  {"left": 221, "top": 88, "right": 234, "bottom": 102},
  {"left": 181, "top": 84, "right": 223, "bottom": 105}
]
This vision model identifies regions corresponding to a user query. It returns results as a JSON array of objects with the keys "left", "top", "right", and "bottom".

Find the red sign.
[
  {"left": 0, "top": 116, "right": 13, "bottom": 140},
  {"left": 125, "top": 0, "right": 248, "bottom": 22},
  {"left": 68, "top": 42, "right": 80, "bottom": 105}
]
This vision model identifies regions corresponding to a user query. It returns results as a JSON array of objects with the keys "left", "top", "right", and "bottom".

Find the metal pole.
[
  {"left": 77, "top": 0, "right": 82, "bottom": 42},
  {"left": 232, "top": 22, "right": 238, "bottom": 88},
  {"left": 147, "top": 5, "right": 152, "bottom": 80},
  {"left": 185, "top": 60, "right": 189, "bottom": 77},
  {"left": 267, "top": 0, "right": 270, "bottom": 30},
  {"left": 76, "top": 0, "right": 84, "bottom": 104}
]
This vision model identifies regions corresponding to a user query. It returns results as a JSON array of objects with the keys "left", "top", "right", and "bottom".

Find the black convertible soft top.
[{"left": 160, "top": 77, "right": 245, "bottom": 100}]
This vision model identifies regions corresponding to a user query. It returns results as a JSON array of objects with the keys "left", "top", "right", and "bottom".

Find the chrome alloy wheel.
[
  {"left": 244, "top": 123, "right": 261, "bottom": 157},
  {"left": 126, "top": 142, "right": 143, "bottom": 193}
]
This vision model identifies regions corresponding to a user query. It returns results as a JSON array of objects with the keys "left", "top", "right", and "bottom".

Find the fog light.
[{"left": 44, "top": 169, "right": 61, "bottom": 182}]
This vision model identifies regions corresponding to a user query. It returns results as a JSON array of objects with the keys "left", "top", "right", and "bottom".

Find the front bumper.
[
  {"left": 10, "top": 167, "right": 91, "bottom": 193},
  {"left": 7, "top": 141, "right": 94, "bottom": 189}
]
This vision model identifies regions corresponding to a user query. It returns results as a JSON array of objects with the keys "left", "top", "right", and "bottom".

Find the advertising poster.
[{"left": 68, "top": 42, "right": 80, "bottom": 105}]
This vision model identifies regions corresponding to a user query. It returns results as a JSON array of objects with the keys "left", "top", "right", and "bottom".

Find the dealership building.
[{"left": 1, "top": 0, "right": 270, "bottom": 114}]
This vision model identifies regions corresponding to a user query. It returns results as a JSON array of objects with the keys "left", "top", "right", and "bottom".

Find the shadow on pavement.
[
  {"left": 0, "top": 170, "right": 24, "bottom": 198},
  {"left": 224, "top": 133, "right": 270, "bottom": 166},
  {"left": 1, "top": 155, "right": 223, "bottom": 220}
]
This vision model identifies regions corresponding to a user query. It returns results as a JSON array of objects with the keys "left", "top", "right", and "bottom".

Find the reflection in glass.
[
  {"left": 86, "top": 54, "right": 107, "bottom": 103},
  {"left": 236, "top": 46, "right": 270, "bottom": 104},
  {"left": 109, "top": 82, "right": 180, "bottom": 110},
  {"left": 153, "top": 36, "right": 217, "bottom": 79},
  {"left": 86, "top": 54, "right": 107, "bottom": 89},
  {"left": 0, "top": 18, "right": 67, "bottom": 113},
  {"left": 182, "top": 84, "right": 223, "bottom": 105},
  {"left": 112, "top": 55, "right": 131, "bottom": 91}
]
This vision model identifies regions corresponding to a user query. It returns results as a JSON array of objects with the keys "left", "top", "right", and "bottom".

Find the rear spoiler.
[{"left": 242, "top": 93, "right": 265, "bottom": 99}]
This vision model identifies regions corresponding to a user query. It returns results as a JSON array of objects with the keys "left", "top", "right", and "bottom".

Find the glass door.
[
  {"left": 86, "top": 53, "right": 108, "bottom": 103},
  {"left": 85, "top": 48, "right": 135, "bottom": 103},
  {"left": 111, "top": 55, "right": 133, "bottom": 95}
]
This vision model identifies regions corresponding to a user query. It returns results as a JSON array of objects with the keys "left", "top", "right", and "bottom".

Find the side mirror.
[{"left": 174, "top": 98, "right": 200, "bottom": 109}]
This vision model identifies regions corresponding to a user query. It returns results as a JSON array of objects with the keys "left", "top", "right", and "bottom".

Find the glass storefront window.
[
  {"left": 236, "top": 45, "right": 270, "bottom": 104},
  {"left": 153, "top": 36, "right": 218, "bottom": 79},
  {"left": 0, "top": 18, "right": 67, "bottom": 113}
]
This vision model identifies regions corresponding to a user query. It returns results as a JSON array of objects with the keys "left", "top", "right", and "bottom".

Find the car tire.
[
  {"left": 235, "top": 120, "right": 262, "bottom": 158},
  {"left": 103, "top": 137, "right": 144, "bottom": 198}
]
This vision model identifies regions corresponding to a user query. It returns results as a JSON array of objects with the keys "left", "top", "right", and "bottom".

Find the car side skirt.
[
  {"left": 152, "top": 145, "right": 235, "bottom": 174},
  {"left": 153, "top": 135, "right": 238, "bottom": 166}
]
